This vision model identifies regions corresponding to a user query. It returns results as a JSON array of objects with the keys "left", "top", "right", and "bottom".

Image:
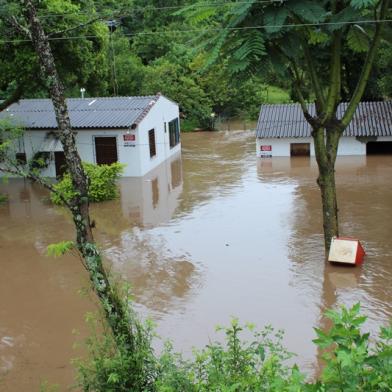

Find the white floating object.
[{"left": 328, "top": 237, "right": 366, "bottom": 266}]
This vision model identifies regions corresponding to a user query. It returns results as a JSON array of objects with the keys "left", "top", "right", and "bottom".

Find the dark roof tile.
[
  {"left": 256, "top": 102, "right": 392, "bottom": 138},
  {"left": 0, "top": 95, "right": 163, "bottom": 129}
]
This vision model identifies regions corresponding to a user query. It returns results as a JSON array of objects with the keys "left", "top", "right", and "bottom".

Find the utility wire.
[{"left": 2, "top": 18, "right": 392, "bottom": 44}]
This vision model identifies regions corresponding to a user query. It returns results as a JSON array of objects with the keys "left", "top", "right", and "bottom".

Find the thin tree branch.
[
  {"left": 301, "top": 39, "right": 326, "bottom": 111},
  {"left": 324, "top": 30, "right": 342, "bottom": 121},
  {"left": 0, "top": 164, "right": 72, "bottom": 209},
  {"left": 290, "top": 62, "right": 320, "bottom": 128},
  {"left": 8, "top": 16, "right": 32, "bottom": 39},
  {"left": 0, "top": 84, "right": 23, "bottom": 112}
]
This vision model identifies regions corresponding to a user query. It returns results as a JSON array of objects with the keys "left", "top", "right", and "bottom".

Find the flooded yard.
[{"left": 1, "top": 131, "right": 392, "bottom": 390}]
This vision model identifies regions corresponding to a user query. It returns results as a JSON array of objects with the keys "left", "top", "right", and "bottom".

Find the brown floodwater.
[{"left": 1, "top": 131, "right": 391, "bottom": 390}]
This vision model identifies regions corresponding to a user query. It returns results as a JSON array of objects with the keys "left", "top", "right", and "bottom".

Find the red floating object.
[{"left": 328, "top": 237, "right": 366, "bottom": 266}]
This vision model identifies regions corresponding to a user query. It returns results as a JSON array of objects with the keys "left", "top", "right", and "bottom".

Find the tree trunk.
[
  {"left": 317, "top": 164, "right": 339, "bottom": 252},
  {"left": 22, "top": 0, "right": 135, "bottom": 351},
  {"left": 312, "top": 126, "right": 341, "bottom": 253}
]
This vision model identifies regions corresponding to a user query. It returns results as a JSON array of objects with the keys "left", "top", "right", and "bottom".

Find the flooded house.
[
  {"left": 256, "top": 101, "right": 392, "bottom": 157},
  {"left": 0, "top": 94, "right": 181, "bottom": 177}
]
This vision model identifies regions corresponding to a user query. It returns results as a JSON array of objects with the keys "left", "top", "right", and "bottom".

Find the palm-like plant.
[{"left": 180, "top": 0, "right": 390, "bottom": 253}]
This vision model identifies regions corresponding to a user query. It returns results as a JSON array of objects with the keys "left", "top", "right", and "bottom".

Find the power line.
[{"left": 1, "top": 18, "right": 392, "bottom": 44}]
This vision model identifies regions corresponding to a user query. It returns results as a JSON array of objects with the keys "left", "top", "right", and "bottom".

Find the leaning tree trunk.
[
  {"left": 22, "top": 0, "right": 135, "bottom": 352},
  {"left": 312, "top": 125, "right": 342, "bottom": 253}
]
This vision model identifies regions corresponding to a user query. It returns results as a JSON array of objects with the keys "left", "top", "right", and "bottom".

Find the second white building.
[{"left": 256, "top": 101, "right": 392, "bottom": 157}]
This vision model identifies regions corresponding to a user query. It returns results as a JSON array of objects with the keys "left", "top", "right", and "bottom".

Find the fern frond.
[{"left": 47, "top": 241, "right": 75, "bottom": 257}]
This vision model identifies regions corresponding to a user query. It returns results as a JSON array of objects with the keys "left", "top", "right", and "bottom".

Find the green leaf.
[
  {"left": 347, "top": 25, "right": 369, "bottom": 52},
  {"left": 264, "top": 7, "right": 289, "bottom": 33},
  {"left": 47, "top": 241, "right": 75, "bottom": 257},
  {"left": 350, "top": 0, "right": 378, "bottom": 10},
  {"left": 328, "top": 6, "right": 363, "bottom": 32},
  {"left": 309, "top": 29, "right": 329, "bottom": 44},
  {"left": 286, "top": 0, "right": 327, "bottom": 23}
]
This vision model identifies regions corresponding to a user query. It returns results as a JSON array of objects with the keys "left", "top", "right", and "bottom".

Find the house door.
[
  {"left": 290, "top": 143, "right": 310, "bottom": 157},
  {"left": 366, "top": 141, "right": 392, "bottom": 155},
  {"left": 54, "top": 151, "right": 67, "bottom": 177},
  {"left": 95, "top": 137, "right": 118, "bottom": 165}
]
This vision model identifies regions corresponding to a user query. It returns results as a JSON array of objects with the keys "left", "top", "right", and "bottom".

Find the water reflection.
[
  {"left": 260, "top": 156, "right": 392, "bottom": 373},
  {"left": 1, "top": 134, "right": 391, "bottom": 390}
]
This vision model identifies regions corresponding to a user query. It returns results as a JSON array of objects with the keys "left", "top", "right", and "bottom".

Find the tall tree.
[
  {"left": 182, "top": 0, "right": 390, "bottom": 252},
  {"left": 0, "top": 0, "right": 110, "bottom": 101},
  {"left": 0, "top": 5, "right": 155, "bottom": 387}
]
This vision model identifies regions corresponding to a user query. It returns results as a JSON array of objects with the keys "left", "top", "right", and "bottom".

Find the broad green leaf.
[
  {"left": 309, "top": 29, "right": 329, "bottom": 44},
  {"left": 328, "top": 6, "right": 363, "bottom": 31},
  {"left": 264, "top": 7, "right": 289, "bottom": 33},
  {"left": 350, "top": 0, "right": 378, "bottom": 10},
  {"left": 286, "top": 0, "right": 327, "bottom": 23},
  {"left": 347, "top": 25, "right": 369, "bottom": 52}
]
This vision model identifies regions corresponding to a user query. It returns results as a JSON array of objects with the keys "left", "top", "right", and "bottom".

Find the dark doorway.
[
  {"left": 290, "top": 143, "right": 310, "bottom": 157},
  {"left": 95, "top": 137, "right": 118, "bottom": 165},
  {"left": 366, "top": 141, "right": 392, "bottom": 155},
  {"left": 54, "top": 151, "right": 67, "bottom": 177}
]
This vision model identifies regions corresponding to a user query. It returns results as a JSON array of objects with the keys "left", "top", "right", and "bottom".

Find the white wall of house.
[
  {"left": 1, "top": 95, "right": 181, "bottom": 178},
  {"left": 255, "top": 136, "right": 392, "bottom": 157},
  {"left": 135, "top": 95, "right": 181, "bottom": 176}
]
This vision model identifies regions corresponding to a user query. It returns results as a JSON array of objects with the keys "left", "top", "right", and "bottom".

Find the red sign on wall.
[
  {"left": 260, "top": 145, "right": 272, "bottom": 151},
  {"left": 123, "top": 134, "right": 136, "bottom": 141}
]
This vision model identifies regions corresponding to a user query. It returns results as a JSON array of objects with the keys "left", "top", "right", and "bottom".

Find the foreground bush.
[
  {"left": 51, "top": 162, "right": 125, "bottom": 205},
  {"left": 75, "top": 303, "right": 392, "bottom": 391}
]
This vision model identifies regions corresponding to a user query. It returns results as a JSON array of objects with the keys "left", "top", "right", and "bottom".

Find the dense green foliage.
[
  {"left": 179, "top": 0, "right": 392, "bottom": 99},
  {"left": 51, "top": 162, "right": 124, "bottom": 205},
  {"left": 76, "top": 303, "right": 392, "bottom": 391},
  {"left": 2, "top": 0, "right": 391, "bottom": 129},
  {"left": 0, "top": 0, "right": 297, "bottom": 129}
]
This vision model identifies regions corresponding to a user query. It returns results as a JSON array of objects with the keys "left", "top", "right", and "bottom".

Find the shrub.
[
  {"left": 156, "top": 320, "right": 306, "bottom": 392},
  {"left": 51, "top": 162, "right": 125, "bottom": 205},
  {"left": 74, "top": 288, "right": 158, "bottom": 392},
  {"left": 75, "top": 303, "right": 392, "bottom": 391},
  {"left": 314, "top": 303, "right": 392, "bottom": 391},
  {"left": 0, "top": 193, "right": 7, "bottom": 204}
]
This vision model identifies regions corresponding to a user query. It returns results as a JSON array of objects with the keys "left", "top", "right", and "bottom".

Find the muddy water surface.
[{"left": 1, "top": 131, "right": 392, "bottom": 390}]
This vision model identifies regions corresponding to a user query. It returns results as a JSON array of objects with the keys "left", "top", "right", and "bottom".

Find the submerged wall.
[{"left": 254, "top": 136, "right": 392, "bottom": 157}]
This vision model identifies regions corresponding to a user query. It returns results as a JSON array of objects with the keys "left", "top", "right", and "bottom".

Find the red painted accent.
[
  {"left": 260, "top": 145, "right": 272, "bottom": 151},
  {"left": 354, "top": 240, "right": 366, "bottom": 265},
  {"left": 123, "top": 134, "right": 135, "bottom": 141}
]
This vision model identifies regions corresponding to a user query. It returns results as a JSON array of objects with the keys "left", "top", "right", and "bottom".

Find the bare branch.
[
  {"left": 0, "top": 84, "right": 23, "bottom": 112},
  {"left": 0, "top": 165, "right": 72, "bottom": 209},
  {"left": 9, "top": 15, "right": 32, "bottom": 39},
  {"left": 301, "top": 39, "right": 326, "bottom": 110},
  {"left": 290, "top": 62, "right": 319, "bottom": 128},
  {"left": 324, "top": 30, "right": 342, "bottom": 121}
]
